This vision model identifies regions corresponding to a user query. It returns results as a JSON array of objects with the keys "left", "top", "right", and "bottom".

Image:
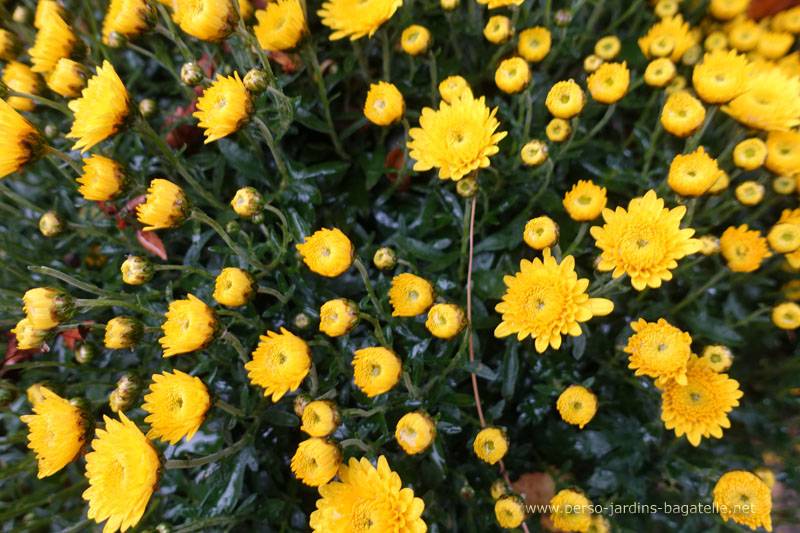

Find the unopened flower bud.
[
  {"left": 251, "top": 211, "right": 265, "bottom": 224},
  {"left": 244, "top": 68, "right": 269, "bottom": 94},
  {"left": 555, "top": 9, "right": 572, "bottom": 26},
  {"left": 43, "top": 124, "right": 58, "bottom": 139},
  {"left": 115, "top": 373, "right": 142, "bottom": 404},
  {"left": 104, "top": 316, "right": 144, "bottom": 349},
  {"left": 156, "top": 525, "right": 171, "bottom": 533},
  {"left": 139, "top": 98, "right": 158, "bottom": 118},
  {"left": 294, "top": 312, "right": 311, "bottom": 330},
  {"left": 231, "top": 186, "right": 263, "bottom": 217},
  {"left": 294, "top": 393, "right": 313, "bottom": 417},
  {"left": 180, "top": 62, "right": 204, "bottom": 86},
  {"left": 109, "top": 389, "right": 127, "bottom": 413},
  {"left": 373, "top": 247, "right": 397, "bottom": 270},
  {"left": 12, "top": 6, "right": 32, "bottom": 24},
  {"left": 74, "top": 343, "right": 97, "bottom": 364},
  {"left": 490, "top": 480, "right": 509, "bottom": 499},
  {"left": 106, "top": 30, "right": 127, "bottom": 49},
  {"left": 121, "top": 256, "right": 154, "bottom": 285},
  {"left": 69, "top": 396, "right": 90, "bottom": 410},
  {"left": 456, "top": 177, "right": 478, "bottom": 198},
  {"left": 225, "top": 220, "right": 240, "bottom": 234},
  {"left": 23, "top": 287, "right": 75, "bottom": 329},
  {"left": 0, "top": 30, "right": 23, "bottom": 62},
  {"left": 319, "top": 299, "right": 359, "bottom": 336},
  {"left": 460, "top": 483, "right": 476, "bottom": 500},
  {"left": 39, "top": 211, "right": 65, "bottom": 237}
]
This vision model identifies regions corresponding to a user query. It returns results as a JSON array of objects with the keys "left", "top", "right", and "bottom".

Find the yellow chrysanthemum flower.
[
  {"left": 83, "top": 412, "right": 161, "bottom": 533},
  {"left": 773, "top": 302, "right": 800, "bottom": 329},
  {"left": 254, "top": 0, "right": 308, "bottom": 51},
  {"left": 524, "top": 216, "right": 559, "bottom": 249},
  {"left": 668, "top": 146, "right": 720, "bottom": 197},
  {"left": 102, "top": 0, "right": 156, "bottom": 43},
  {"left": 364, "top": 81, "right": 405, "bottom": 126},
  {"left": 556, "top": 385, "right": 597, "bottom": 429},
  {"left": 521, "top": 140, "right": 548, "bottom": 166},
  {"left": 230, "top": 186, "right": 263, "bottom": 217},
  {"left": 773, "top": 175, "right": 796, "bottom": 194},
  {"left": 591, "top": 190, "right": 703, "bottom": 291},
  {"left": 563, "top": 180, "right": 607, "bottom": 221},
  {"left": 317, "top": 0, "right": 403, "bottom": 41},
  {"left": 0, "top": 98, "right": 45, "bottom": 179},
  {"left": 625, "top": 318, "right": 691, "bottom": 385},
  {"left": 11, "top": 317, "right": 48, "bottom": 350},
  {"left": 588, "top": 515, "right": 611, "bottom": 533},
  {"left": 46, "top": 58, "right": 89, "bottom": 98},
  {"left": 713, "top": 471, "right": 773, "bottom": 531},
  {"left": 484, "top": 16, "right": 513, "bottom": 44},
  {"left": 104, "top": 316, "right": 144, "bottom": 349},
  {"left": 545, "top": 80, "right": 586, "bottom": 119},
  {"left": 395, "top": 411, "right": 436, "bottom": 454},
  {"left": 309, "top": 455, "right": 427, "bottom": 532},
  {"left": 639, "top": 15, "right": 696, "bottom": 62},
  {"left": 477, "top": 0, "right": 522, "bottom": 8},
  {"left": 728, "top": 19, "right": 762, "bottom": 51},
  {"left": 76, "top": 155, "right": 128, "bottom": 202},
  {"left": 291, "top": 438, "right": 342, "bottom": 487},
  {"left": 407, "top": 92, "right": 507, "bottom": 181},
  {"left": 3, "top": 61, "right": 43, "bottom": 111},
  {"left": 692, "top": 49, "right": 749, "bottom": 104},
  {"left": 0, "top": 30, "right": 23, "bottom": 62},
  {"left": 550, "top": 489, "right": 592, "bottom": 532},
  {"left": 425, "top": 303, "right": 465, "bottom": 339},
  {"left": 645, "top": 58, "right": 676, "bottom": 87},
  {"left": 709, "top": 0, "right": 748, "bottom": 19},
  {"left": 661, "top": 91, "right": 706, "bottom": 138},
  {"left": 720, "top": 225, "right": 772, "bottom": 272},
  {"left": 301, "top": 400, "right": 340, "bottom": 437},
  {"left": 595, "top": 35, "right": 621, "bottom": 60},
  {"left": 159, "top": 293, "right": 219, "bottom": 357},
  {"left": 495, "top": 57, "right": 531, "bottom": 94},
  {"left": 700, "top": 345, "right": 734, "bottom": 372},
  {"left": 23, "top": 287, "right": 74, "bottom": 330},
  {"left": 707, "top": 171, "right": 729, "bottom": 195},
  {"left": 584, "top": 54, "right": 604, "bottom": 73},
  {"left": 768, "top": 223, "right": 800, "bottom": 253},
  {"left": 388, "top": 272, "right": 435, "bottom": 317},
  {"left": 757, "top": 31, "right": 794, "bottom": 60},
  {"left": 67, "top": 61, "right": 131, "bottom": 152},
  {"left": 495, "top": 495, "right": 526, "bottom": 528},
  {"left": 661, "top": 354, "right": 742, "bottom": 446},
  {"left": 473, "top": 427, "right": 508, "bottom": 464},
  {"left": 494, "top": 248, "right": 614, "bottom": 352},
  {"left": 546, "top": 117, "right": 571, "bottom": 142},
  {"left": 735, "top": 181, "right": 764, "bottom": 205},
  {"left": 28, "top": 11, "right": 83, "bottom": 73},
  {"left": 319, "top": 298, "right": 360, "bottom": 337},
  {"left": 120, "top": 256, "right": 154, "bottom": 285},
  {"left": 438, "top": 75, "right": 472, "bottom": 103},
  {"left": 704, "top": 30, "right": 728, "bottom": 51},
  {"left": 733, "top": 138, "right": 767, "bottom": 171},
  {"left": 666, "top": 74, "right": 687, "bottom": 94},
  {"left": 296, "top": 227, "right": 354, "bottom": 277},
  {"left": 352, "top": 347, "right": 402, "bottom": 397},
  {"left": 655, "top": 0, "right": 678, "bottom": 18},
  {"left": 754, "top": 466, "right": 776, "bottom": 489},
  {"left": 21, "top": 387, "right": 88, "bottom": 478},
  {"left": 136, "top": 178, "right": 192, "bottom": 231},
  {"left": 173, "top": 0, "right": 238, "bottom": 41},
  {"left": 722, "top": 68, "right": 800, "bottom": 131},
  {"left": 245, "top": 328, "right": 311, "bottom": 401},
  {"left": 213, "top": 267, "right": 256, "bottom": 307},
  {"left": 401, "top": 25, "right": 431, "bottom": 56},
  {"left": 518, "top": 27, "right": 551, "bottom": 63},
  {"left": 194, "top": 72, "right": 252, "bottom": 143},
  {"left": 765, "top": 130, "right": 800, "bottom": 175},
  {"left": 142, "top": 369, "right": 211, "bottom": 444},
  {"left": 587, "top": 61, "right": 630, "bottom": 104},
  {"left": 34, "top": 1, "right": 66, "bottom": 29},
  {"left": 784, "top": 280, "right": 800, "bottom": 300}
]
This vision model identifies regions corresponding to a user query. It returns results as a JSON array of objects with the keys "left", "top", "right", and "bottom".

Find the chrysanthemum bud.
[
  {"left": 136, "top": 179, "right": 192, "bottom": 231},
  {"left": 521, "top": 140, "right": 548, "bottom": 167},
  {"left": 0, "top": 379, "right": 18, "bottom": 406},
  {"left": 490, "top": 480, "right": 509, "bottom": 499},
  {"left": 681, "top": 44, "right": 702, "bottom": 66},
  {"left": 484, "top": 15, "right": 513, "bottom": 44},
  {"left": 456, "top": 177, "right": 478, "bottom": 198},
  {"left": 231, "top": 186, "right": 263, "bottom": 217},
  {"left": 584, "top": 54, "right": 603, "bottom": 73},
  {"left": 524, "top": 216, "right": 559, "bottom": 250},
  {"left": 116, "top": 372, "right": 142, "bottom": 402},
  {"left": 23, "top": 287, "right": 75, "bottom": 330},
  {"left": 294, "top": 393, "right": 314, "bottom": 418},
  {"left": 244, "top": 68, "right": 269, "bottom": 94},
  {"left": 395, "top": 411, "right": 436, "bottom": 454},
  {"left": 213, "top": 267, "right": 256, "bottom": 307},
  {"left": 319, "top": 298, "right": 359, "bottom": 337},
  {"left": 300, "top": 400, "right": 341, "bottom": 437},
  {"left": 0, "top": 30, "right": 23, "bottom": 62},
  {"left": 460, "top": 483, "right": 476, "bottom": 500},
  {"left": 121, "top": 256, "right": 154, "bottom": 285},
  {"left": 698, "top": 235, "right": 720, "bottom": 256},
  {"left": 74, "top": 343, "right": 97, "bottom": 365},
  {"left": 106, "top": 30, "right": 126, "bottom": 48},
  {"left": 426, "top": 303, "right": 466, "bottom": 339},
  {"left": 39, "top": 211, "right": 65, "bottom": 237},
  {"left": 156, "top": 524, "right": 171, "bottom": 533},
  {"left": 12, "top": 6, "right": 32, "bottom": 24},
  {"left": 180, "top": 62, "right": 205, "bottom": 86},
  {"left": 401, "top": 25, "right": 432, "bottom": 56},
  {"left": 441, "top": 0, "right": 459, "bottom": 8},
  {"left": 109, "top": 389, "right": 127, "bottom": 413},
  {"left": 473, "top": 427, "right": 509, "bottom": 464},
  {"left": 43, "top": 124, "right": 58, "bottom": 138},
  {"left": 364, "top": 82, "right": 405, "bottom": 126},
  {"left": 139, "top": 98, "right": 158, "bottom": 118},
  {"left": 294, "top": 312, "right": 311, "bottom": 330},
  {"left": 251, "top": 211, "right": 265, "bottom": 224},
  {"left": 495, "top": 494, "right": 526, "bottom": 528},
  {"left": 225, "top": 220, "right": 240, "bottom": 234},
  {"left": 69, "top": 396, "right": 91, "bottom": 411},
  {"left": 773, "top": 176, "right": 796, "bottom": 195},
  {"left": 104, "top": 316, "right": 144, "bottom": 349},
  {"left": 554, "top": 9, "right": 572, "bottom": 26},
  {"left": 373, "top": 247, "right": 397, "bottom": 270}
]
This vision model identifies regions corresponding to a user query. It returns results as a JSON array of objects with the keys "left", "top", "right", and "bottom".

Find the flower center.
[{"left": 371, "top": 364, "right": 382, "bottom": 377}]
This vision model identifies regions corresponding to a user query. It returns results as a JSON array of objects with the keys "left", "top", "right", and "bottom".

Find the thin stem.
[
  {"left": 672, "top": 269, "right": 727, "bottom": 312},
  {"left": 403, "top": 371, "right": 419, "bottom": 399},
  {"left": 222, "top": 330, "right": 250, "bottom": 364},
  {"left": 381, "top": 27, "right": 392, "bottom": 82},
  {"left": 353, "top": 258, "right": 386, "bottom": 316},
  {"left": 728, "top": 306, "right": 771, "bottom": 328},
  {"left": 428, "top": 50, "right": 437, "bottom": 106},
  {"left": 252, "top": 116, "right": 291, "bottom": 190},
  {"left": 154, "top": 4, "right": 196, "bottom": 62},
  {"left": 263, "top": 203, "right": 289, "bottom": 228},
  {"left": 573, "top": 103, "right": 616, "bottom": 148},
  {"left": 352, "top": 40, "right": 371, "bottom": 83},
  {"left": 340, "top": 438, "right": 371, "bottom": 452},
  {"left": 302, "top": 40, "right": 346, "bottom": 159},
  {"left": 28, "top": 265, "right": 130, "bottom": 299},
  {"left": 684, "top": 105, "right": 718, "bottom": 153},
  {"left": 358, "top": 312, "right": 389, "bottom": 348},
  {"left": 683, "top": 197, "right": 699, "bottom": 227},
  {"left": 192, "top": 209, "right": 268, "bottom": 272},
  {"left": 75, "top": 298, "right": 162, "bottom": 318},
  {"left": 589, "top": 273, "right": 627, "bottom": 297},
  {"left": 257, "top": 285, "right": 288, "bottom": 303},
  {"left": 641, "top": 123, "right": 663, "bottom": 177},
  {"left": 43, "top": 145, "right": 83, "bottom": 175},
  {"left": 561, "top": 223, "right": 588, "bottom": 257},
  {"left": 343, "top": 405, "right": 388, "bottom": 417},
  {"left": 153, "top": 264, "right": 214, "bottom": 278},
  {"left": 214, "top": 398, "right": 247, "bottom": 417},
  {"left": 466, "top": 195, "right": 486, "bottom": 429},
  {"left": 8, "top": 90, "right": 72, "bottom": 116},
  {"left": 307, "top": 362, "right": 319, "bottom": 396},
  {"left": 165, "top": 437, "right": 249, "bottom": 469}
]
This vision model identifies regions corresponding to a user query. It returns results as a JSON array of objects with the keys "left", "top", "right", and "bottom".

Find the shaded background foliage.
[{"left": 1, "top": 0, "right": 799, "bottom": 531}]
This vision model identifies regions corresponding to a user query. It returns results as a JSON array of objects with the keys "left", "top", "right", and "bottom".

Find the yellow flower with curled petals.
[
  {"left": 692, "top": 49, "right": 749, "bottom": 104},
  {"left": 0, "top": 98, "right": 45, "bottom": 179},
  {"left": 473, "top": 427, "right": 508, "bottom": 464},
  {"left": 77, "top": 155, "right": 129, "bottom": 202},
  {"left": 546, "top": 118, "right": 570, "bottom": 142},
  {"left": 364, "top": 81, "right": 405, "bottom": 125},
  {"left": 21, "top": 387, "right": 89, "bottom": 478},
  {"left": 625, "top": 318, "right": 692, "bottom": 385},
  {"left": 700, "top": 345, "right": 734, "bottom": 372},
  {"left": 733, "top": 138, "right": 767, "bottom": 171},
  {"left": 668, "top": 147, "right": 720, "bottom": 197},
  {"left": 518, "top": 27, "right": 551, "bottom": 62},
  {"left": 401, "top": 25, "right": 431, "bottom": 56},
  {"left": 713, "top": 471, "right": 773, "bottom": 532},
  {"left": 523, "top": 216, "right": 559, "bottom": 249},
  {"left": 46, "top": 58, "right": 89, "bottom": 98},
  {"left": 720, "top": 225, "right": 772, "bottom": 272},
  {"left": 213, "top": 267, "right": 256, "bottom": 307},
  {"left": 438, "top": 75, "right": 471, "bottom": 103},
  {"left": 550, "top": 489, "right": 592, "bottom": 532},
  {"left": 773, "top": 302, "right": 800, "bottom": 329},
  {"left": 494, "top": 248, "right": 614, "bottom": 352},
  {"left": 395, "top": 411, "right": 436, "bottom": 454},
  {"left": 352, "top": 347, "right": 402, "bottom": 397},
  {"left": 296, "top": 227, "right": 354, "bottom": 277},
  {"left": 3, "top": 61, "right": 43, "bottom": 111},
  {"left": 136, "top": 178, "right": 192, "bottom": 231},
  {"left": 0, "top": 30, "right": 23, "bottom": 62},
  {"left": 67, "top": 61, "right": 131, "bottom": 152},
  {"left": 595, "top": 36, "right": 621, "bottom": 60},
  {"left": 545, "top": 80, "right": 586, "bottom": 119},
  {"left": 159, "top": 294, "right": 219, "bottom": 357},
  {"left": 245, "top": 328, "right": 311, "bottom": 401},
  {"left": 291, "top": 438, "right": 342, "bottom": 487},
  {"left": 11, "top": 317, "right": 48, "bottom": 350},
  {"left": 23, "top": 287, "right": 74, "bottom": 330},
  {"left": 495, "top": 57, "right": 530, "bottom": 94},
  {"left": 765, "top": 130, "right": 800, "bottom": 175},
  {"left": 254, "top": 0, "right": 307, "bottom": 51},
  {"left": 591, "top": 190, "right": 702, "bottom": 291},
  {"left": 563, "top": 180, "right": 607, "bottom": 221},
  {"left": 638, "top": 15, "right": 696, "bottom": 62},
  {"left": 521, "top": 140, "right": 548, "bottom": 167},
  {"left": 28, "top": 11, "right": 83, "bottom": 73},
  {"left": 301, "top": 400, "right": 340, "bottom": 437},
  {"left": 644, "top": 58, "right": 676, "bottom": 87},
  {"left": 388, "top": 273, "right": 435, "bottom": 317},
  {"left": 495, "top": 495, "right": 526, "bottom": 528},
  {"left": 425, "top": 303, "right": 465, "bottom": 339},
  {"left": 722, "top": 68, "right": 800, "bottom": 131},
  {"left": 317, "top": 0, "right": 403, "bottom": 41},
  {"left": 661, "top": 91, "right": 705, "bottom": 138},
  {"left": 768, "top": 223, "right": 800, "bottom": 253},
  {"left": 484, "top": 15, "right": 513, "bottom": 44},
  {"left": 556, "top": 385, "right": 597, "bottom": 429},
  {"left": 142, "top": 369, "right": 211, "bottom": 444},
  {"left": 34, "top": 1, "right": 66, "bottom": 29},
  {"left": 194, "top": 72, "right": 252, "bottom": 143},
  {"left": 407, "top": 92, "right": 507, "bottom": 181},
  {"left": 102, "top": 0, "right": 156, "bottom": 43},
  {"left": 587, "top": 61, "right": 630, "bottom": 104},
  {"left": 174, "top": 0, "right": 238, "bottom": 41},
  {"left": 319, "top": 298, "right": 359, "bottom": 337}
]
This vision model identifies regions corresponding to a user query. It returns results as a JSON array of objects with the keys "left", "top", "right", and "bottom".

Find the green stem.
[
  {"left": 561, "top": 223, "right": 588, "bottom": 257},
  {"left": 381, "top": 27, "right": 392, "bottom": 82},
  {"left": 728, "top": 306, "right": 771, "bottom": 328},
  {"left": 428, "top": 49, "right": 438, "bottom": 106},
  {"left": 589, "top": 273, "right": 627, "bottom": 297},
  {"left": 154, "top": 4, "right": 196, "bottom": 63},
  {"left": 43, "top": 145, "right": 83, "bottom": 175},
  {"left": 8, "top": 90, "right": 72, "bottom": 116},
  {"left": 214, "top": 397, "right": 247, "bottom": 417},
  {"left": 153, "top": 264, "right": 214, "bottom": 278},
  {"left": 358, "top": 312, "right": 389, "bottom": 347},
  {"left": 573, "top": 103, "right": 616, "bottom": 148},
  {"left": 343, "top": 405, "right": 388, "bottom": 417},
  {"left": 302, "top": 40, "right": 346, "bottom": 159},
  {"left": 352, "top": 40, "right": 371, "bottom": 83},
  {"left": 307, "top": 362, "right": 318, "bottom": 396},
  {"left": 403, "top": 370, "right": 419, "bottom": 399},
  {"left": 165, "top": 436, "right": 249, "bottom": 469},
  {"left": 257, "top": 285, "right": 288, "bottom": 303},
  {"left": 683, "top": 197, "right": 699, "bottom": 227},
  {"left": 222, "top": 330, "right": 250, "bottom": 364},
  {"left": 75, "top": 298, "right": 162, "bottom": 318},
  {"left": 353, "top": 258, "right": 386, "bottom": 316},
  {"left": 28, "top": 265, "right": 130, "bottom": 299},
  {"left": 672, "top": 269, "right": 727, "bottom": 312},
  {"left": 642, "top": 123, "right": 663, "bottom": 177},
  {"left": 340, "top": 438, "right": 371, "bottom": 452},
  {"left": 192, "top": 209, "right": 268, "bottom": 272},
  {"left": 684, "top": 105, "right": 717, "bottom": 154},
  {"left": 252, "top": 116, "right": 291, "bottom": 191}
]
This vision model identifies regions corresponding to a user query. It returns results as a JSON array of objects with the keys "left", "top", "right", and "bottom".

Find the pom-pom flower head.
[
  {"left": 556, "top": 385, "right": 597, "bottom": 429},
  {"left": 668, "top": 146, "right": 720, "bottom": 197},
  {"left": 230, "top": 186, "right": 263, "bottom": 217},
  {"left": 425, "top": 303, "right": 466, "bottom": 339},
  {"left": 587, "top": 61, "right": 630, "bottom": 104},
  {"left": 692, "top": 49, "right": 749, "bottom": 104},
  {"left": 765, "top": 130, "right": 800, "bottom": 175},
  {"left": 661, "top": 91, "right": 705, "bottom": 138},
  {"left": 625, "top": 318, "right": 692, "bottom": 385},
  {"left": 772, "top": 302, "right": 800, "bottom": 330},
  {"left": 254, "top": 0, "right": 308, "bottom": 51},
  {"left": 395, "top": 411, "right": 436, "bottom": 454},
  {"left": 722, "top": 68, "right": 800, "bottom": 132},
  {"left": 495, "top": 495, "right": 526, "bottom": 528},
  {"left": 213, "top": 267, "right": 256, "bottom": 307},
  {"left": 3, "top": 61, "right": 43, "bottom": 111},
  {"left": 23, "top": 287, "right": 75, "bottom": 330},
  {"left": 700, "top": 345, "right": 733, "bottom": 372},
  {"left": 174, "top": 0, "right": 238, "bottom": 41},
  {"left": 713, "top": 471, "right": 773, "bottom": 532},
  {"left": 563, "top": 180, "right": 607, "bottom": 221},
  {"left": 28, "top": 11, "right": 83, "bottom": 73},
  {"left": 46, "top": 58, "right": 89, "bottom": 98},
  {"left": 521, "top": 140, "right": 548, "bottom": 166},
  {"left": 595, "top": 36, "right": 621, "bottom": 60},
  {"left": 473, "top": 427, "right": 508, "bottom": 464},
  {"left": 645, "top": 58, "right": 676, "bottom": 87},
  {"left": 317, "top": 0, "right": 403, "bottom": 41},
  {"left": 494, "top": 248, "right": 614, "bottom": 352},
  {"left": 0, "top": 99, "right": 45, "bottom": 179},
  {"left": 352, "top": 347, "right": 402, "bottom": 397},
  {"left": 301, "top": 400, "right": 340, "bottom": 437},
  {"left": 660, "top": 354, "right": 742, "bottom": 446},
  {"left": 408, "top": 92, "right": 507, "bottom": 181},
  {"left": 319, "top": 298, "right": 360, "bottom": 337},
  {"left": 550, "top": 489, "right": 592, "bottom": 532},
  {"left": 11, "top": 317, "right": 48, "bottom": 350},
  {"left": 364, "top": 81, "right": 405, "bottom": 126},
  {"left": 83, "top": 412, "right": 161, "bottom": 533},
  {"left": 545, "top": 80, "right": 586, "bottom": 119},
  {"left": 438, "top": 75, "right": 471, "bottom": 103},
  {"left": 735, "top": 181, "right": 764, "bottom": 206},
  {"left": 104, "top": 316, "right": 144, "bottom": 349},
  {"left": 21, "top": 387, "right": 89, "bottom": 478},
  {"left": 388, "top": 273, "right": 435, "bottom": 317},
  {"left": 194, "top": 72, "right": 252, "bottom": 143},
  {"left": 523, "top": 216, "right": 559, "bottom": 249},
  {"left": 495, "top": 57, "right": 530, "bottom": 94},
  {"left": 309, "top": 455, "right": 427, "bottom": 532},
  {"left": 76, "top": 155, "right": 129, "bottom": 202},
  {"left": 733, "top": 138, "right": 767, "bottom": 171},
  {"left": 67, "top": 61, "right": 131, "bottom": 152},
  {"left": 296, "top": 227, "right": 354, "bottom": 277},
  {"left": 518, "top": 27, "right": 551, "bottom": 62},
  {"left": 245, "top": 328, "right": 311, "bottom": 401},
  {"left": 719, "top": 225, "right": 772, "bottom": 272},
  {"left": 590, "top": 190, "right": 702, "bottom": 291},
  {"left": 102, "top": 0, "right": 156, "bottom": 43},
  {"left": 291, "top": 438, "right": 342, "bottom": 486},
  {"left": 546, "top": 118, "right": 570, "bottom": 142},
  {"left": 401, "top": 25, "right": 431, "bottom": 56},
  {"left": 484, "top": 16, "right": 513, "bottom": 44},
  {"left": 142, "top": 369, "right": 211, "bottom": 444},
  {"left": 159, "top": 294, "right": 219, "bottom": 357},
  {"left": 638, "top": 15, "right": 696, "bottom": 62},
  {"left": 136, "top": 179, "right": 192, "bottom": 231}
]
